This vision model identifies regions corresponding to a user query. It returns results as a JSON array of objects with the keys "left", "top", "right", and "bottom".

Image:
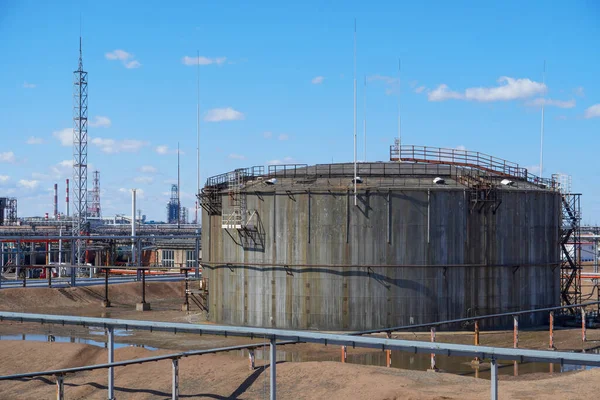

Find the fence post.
[
  {"left": 56, "top": 374, "right": 65, "bottom": 400},
  {"left": 249, "top": 349, "right": 255, "bottom": 370},
  {"left": 471, "top": 320, "right": 480, "bottom": 365},
  {"left": 385, "top": 332, "right": 392, "bottom": 368},
  {"left": 490, "top": 358, "right": 498, "bottom": 400},
  {"left": 428, "top": 327, "right": 437, "bottom": 372},
  {"left": 341, "top": 346, "right": 347, "bottom": 363},
  {"left": 270, "top": 338, "right": 277, "bottom": 400},
  {"left": 549, "top": 311, "right": 555, "bottom": 350},
  {"left": 108, "top": 327, "right": 115, "bottom": 400},
  {"left": 172, "top": 358, "right": 179, "bottom": 400}
]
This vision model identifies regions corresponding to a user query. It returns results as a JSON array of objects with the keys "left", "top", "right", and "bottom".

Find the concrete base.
[
  {"left": 136, "top": 302, "right": 151, "bottom": 311},
  {"left": 181, "top": 304, "right": 190, "bottom": 312},
  {"left": 101, "top": 300, "right": 111, "bottom": 308},
  {"left": 427, "top": 368, "right": 439, "bottom": 373}
]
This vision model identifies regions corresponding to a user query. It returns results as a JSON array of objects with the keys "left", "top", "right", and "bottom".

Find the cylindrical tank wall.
[{"left": 203, "top": 188, "right": 561, "bottom": 330}]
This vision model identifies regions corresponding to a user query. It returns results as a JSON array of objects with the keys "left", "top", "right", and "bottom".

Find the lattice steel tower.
[{"left": 73, "top": 37, "right": 88, "bottom": 264}]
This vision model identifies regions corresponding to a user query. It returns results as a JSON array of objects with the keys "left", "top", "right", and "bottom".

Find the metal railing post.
[
  {"left": 429, "top": 327, "right": 437, "bottom": 371},
  {"left": 108, "top": 327, "right": 115, "bottom": 400},
  {"left": 490, "top": 358, "right": 498, "bottom": 400},
  {"left": 56, "top": 374, "right": 64, "bottom": 400},
  {"left": 195, "top": 233, "right": 200, "bottom": 279},
  {"left": 341, "top": 346, "right": 347, "bottom": 363},
  {"left": 249, "top": 349, "right": 255, "bottom": 370},
  {"left": 172, "top": 358, "right": 179, "bottom": 400},
  {"left": 386, "top": 332, "right": 392, "bottom": 368},
  {"left": 270, "top": 338, "right": 277, "bottom": 400},
  {"left": 513, "top": 315, "right": 518, "bottom": 348},
  {"left": 472, "top": 320, "right": 480, "bottom": 365}
]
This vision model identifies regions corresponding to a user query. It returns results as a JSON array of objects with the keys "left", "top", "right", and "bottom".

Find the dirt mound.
[
  {"left": 0, "top": 341, "right": 599, "bottom": 399},
  {"left": 0, "top": 281, "right": 184, "bottom": 311}
]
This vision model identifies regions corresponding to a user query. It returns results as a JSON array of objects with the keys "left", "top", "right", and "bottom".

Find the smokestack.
[
  {"left": 65, "top": 179, "right": 70, "bottom": 217},
  {"left": 131, "top": 189, "right": 136, "bottom": 265},
  {"left": 54, "top": 183, "right": 58, "bottom": 218},
  {"left": 45, "top": 212, "right": 48, "bottom": 220}
]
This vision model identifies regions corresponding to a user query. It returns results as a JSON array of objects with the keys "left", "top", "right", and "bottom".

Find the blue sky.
[{"left": 1, "top": 1, "right": 599, "bottom": 222}]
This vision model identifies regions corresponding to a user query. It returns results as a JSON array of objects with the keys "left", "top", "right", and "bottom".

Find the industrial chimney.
[
  {"left": 65, "top": 179, "right": 70, "bottom": 217},
  {"left": 53, "top": 183, "right": 58, "bottom": 218}
]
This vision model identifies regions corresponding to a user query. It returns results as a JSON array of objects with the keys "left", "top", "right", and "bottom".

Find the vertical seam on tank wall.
[
  {"left": 273, "top": 192, "right": 276, "bottom": 244},
  {"left": 387, "top": 190, "right": 391, "bottom": 244},
  {"left": 427, "top": 189, "right": 431, "bottom": 244},
  {"left": 308, "top": 189, "right": 311, "bottom": 244},
  {"left": 346, "top": 189, "right": 350, "bottom": 244}
]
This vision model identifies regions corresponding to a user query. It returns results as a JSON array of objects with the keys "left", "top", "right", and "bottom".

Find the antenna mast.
[
  {"left": 363, "top": 75, "right": 367, "bottom": 162},
  {"left": 178, "top": 142, "right": 181, "bottom": 229},
  {"left": 397, "top": 59, "right": 401, "bottom": 149},
  {"left": 196, "top": 49, "right": 201, "bottom": 226},
  {"left": 540, "top": 60, "right": 546, "bottom": 177},
  {"left": 353, "top": 19, "right": 357, "bottom": 206}
]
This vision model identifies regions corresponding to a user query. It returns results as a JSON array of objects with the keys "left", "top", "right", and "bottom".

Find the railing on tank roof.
[
  {"left": 391, "top": 145, "right": 559, "bottom": 190},
  {"left": 205, "top": 166, "right": 265, "bottom": 188},
  {"left": 267, "top": 164, "right": 309, "bottom": 178}
]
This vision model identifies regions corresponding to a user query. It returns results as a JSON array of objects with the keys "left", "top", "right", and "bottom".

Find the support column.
[
  {"left": 513, "top": 315, "right": 519, "bottom": 376},
  {"left": 270, "top": 338, "right": 277, "bottom": 400},
  {"left": 172, "top": 358, "right": 179, "bottom": 400},
  {"left": 108, "top": 327, "right": 114, "bottom": 400},
  {"left": 341, "top": 346, "right": 347, "bottom": 363},
  {"left": 182, "top": 268, "right": 190, "bottom": 311},
  {"left": 490, "top": 358, "right": 498, "bottom": 400},
  {"left": 582, "top": 308, "right": 587, "bottom": 343},
  {"left": 70, "top": 239, "right": 76, "bottom": 287},
  {"left": 102, "top": 268, "right": 111, "bottom": 307},
  {"left": 47, "top": 266, "right": 52, "bottom": 288},
  {"left": 56, "top": 375, "right": 64, "bottom": 400},
  {"left": 16, "top": 239, "right": 21, "bottom": 282}
]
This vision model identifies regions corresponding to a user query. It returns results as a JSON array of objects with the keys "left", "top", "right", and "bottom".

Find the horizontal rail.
[
  {"left": 200, "top": 261, "right": 561, "bottom": 269},
  {"left": 0, "top": 341, "right": 296, "bottom": 381},
  {"left": 0, "top": 235, "right": 199, "bottom": 241},
  {"left": 353, "top": 300, "right": 600, "bottom": 336},
  {"left": 1, "top": 312, "right": 600, "bottom": 367}
]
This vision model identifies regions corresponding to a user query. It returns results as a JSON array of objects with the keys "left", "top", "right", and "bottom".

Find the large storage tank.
[{"left": 200, "top": 146, "right": 561, "bottom": 331}]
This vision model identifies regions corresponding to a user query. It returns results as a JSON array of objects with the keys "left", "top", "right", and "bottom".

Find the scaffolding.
[
  {"left": 87, "top": 170, "right": 101, "bottom": 218},
  {"left": 559, "top": 192, "right": 583, "bottom": 307},
  {"left": 0, "top": 198, "right": 18, "bottom": 226}
]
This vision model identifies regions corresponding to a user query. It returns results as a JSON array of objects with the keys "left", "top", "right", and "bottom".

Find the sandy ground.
[
  {"left": 0, "top": 282, "right": 599, "bottom": 398},
  {"left": 0, "top": 341, "right": 599, "bottom": 400}
]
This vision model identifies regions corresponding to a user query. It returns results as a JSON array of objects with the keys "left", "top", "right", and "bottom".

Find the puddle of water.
[
  {"left": 0, "top": 333, "right": 157, "bottom": 351},
  {"left": 236, "top": 347, "right": 598, "bottom": 378}
]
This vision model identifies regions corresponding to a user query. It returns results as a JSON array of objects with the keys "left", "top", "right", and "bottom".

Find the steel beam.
[
  {"left": 172, "top": 358, "right": 179, "bottom": 400},
  {"left": 108, "top": 327, "right": 114, "bottom": 400}
]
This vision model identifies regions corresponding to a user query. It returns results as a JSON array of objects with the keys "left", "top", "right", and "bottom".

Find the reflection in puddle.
[
  {"left": 0, "top": 333, "right": 157, "bottom": 351},
  {"left": 236, "top": 346, "right": 598, "bottom": 379}
]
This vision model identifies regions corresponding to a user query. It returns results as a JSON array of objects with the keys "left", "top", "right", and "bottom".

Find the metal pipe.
[
  {"left": 131, "top": 189, "right": 136, "bottom": 266},
  {"left": 172, "top": 358, "right": 179, "bottom": 400},
  {"left": 430, "top": 327, "right": 436, "bottom": 370},
  {"left": 513, "top": 315, "right": 518, "bottom": 348},
  {"left": 65, "top": 179, "right": 69, "bottom": 218},
  {"left": 56, "top": 375, "right": 64, "bottom": 400},
  {"left": 270, "top": 338, "right": 277, "bottom": 400},
  {"left": 108, "top": 327, "right": 114, "bottom": 400},
  {"left": 248, "top": 350, "right": 255, "bottom": 370},
  {"left": 54, "top": 183, "right": 58, "bottom": 218},
  {"left": 549, "top": 311, "right": 555, "bottom": 350},
  {"left": 141, "top": 266, "right": 146, "bottom": 304},
  {"left": 490, "top": 358, "right": 498, "bottom": 400},
  {"left": 195, "top": 232, "right": 200, "bottom": 279}
]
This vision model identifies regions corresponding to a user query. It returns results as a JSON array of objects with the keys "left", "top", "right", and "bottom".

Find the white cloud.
[
  {"left": 311, "top": 76, "right": 325, "bottom": 84},
  {"left": 204, "top": 107, "right": 245, "bottom": 122},
  {"left": 91, "top": 138, "right": 148, "bottom": 153},
  {"left": 181, "top": 56, "right": 227, "bottom": 66},
  {"left": 263, "top": 131, "right": 273, "bottom": 139},
  {"left": 134, "top": 176, "right": 154, "bottom": 184},
  {"left": 105, "top": 49, "right": 141, "bottom": 68},
  {"left": 23, "top": 82, "right": 36, "bottom": 89},
  {"left": 155, "top": 145, "right": 169, "bottom": 155},
  {"left": 26, "top": 136, "right": 44, "bottom": 145},
  {"left": 88, "top": 116, "right": 112, "bottom": 128},
  {"left": 427, "top": 77, "right": 547, "bottom": 102},
  {"left": 18, "top": 179, "right": 39, "bottom": 189},
  {"left": 0, "top": 175, "right": 9, "bottom": 183},
  {"left": 139, "top": 165, "right": 157, "bottom": 173},
  {"left": 414, "top": 86, "right": 426, "bottom": 94},
  {"left": 53, "top": 128, "right": 72, "bottom": 146},
  {"left": 367, "top": 75, "right": 398, "bottom": 85},
  {"left": 48, "top": 160, "right": 73, "bottom": 179},
  {"left": 584, "top": 104, "right": 600, "bottom": 119},
  {"left": 525, "top": 98, "right": 576, "bottom": 109},
  {"left": 0, "top": 152, "right": 16, "bottom": 163},
  {"left": 267, "top": 156, "right": 297, "bottom": 165},
  {"left": 278, "top": 134, "right": 289, "bottom": 141},
  {"left": 228, "top": 153, "right": 246, "bottom": 160}
]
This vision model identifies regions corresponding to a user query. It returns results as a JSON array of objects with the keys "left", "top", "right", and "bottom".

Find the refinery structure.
[{"left": 2, "top": 25, "right": 600, "bottom": 400}]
